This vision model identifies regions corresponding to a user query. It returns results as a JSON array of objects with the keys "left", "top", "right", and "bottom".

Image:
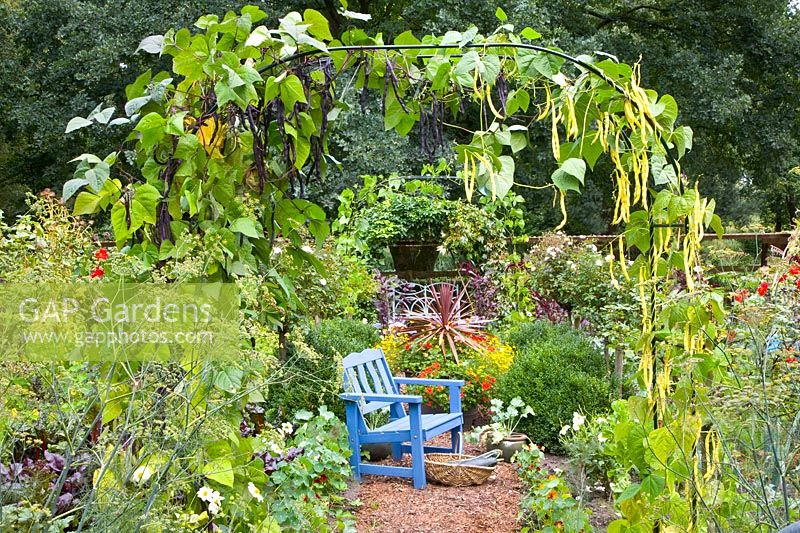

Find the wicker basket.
[{"left": 424, "top": 452, "right": 498, "bottom": 487}]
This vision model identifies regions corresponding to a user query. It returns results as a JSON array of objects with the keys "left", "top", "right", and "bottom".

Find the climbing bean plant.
[{"left": 61, "top": 5, "right": 736, "bottom": 529}]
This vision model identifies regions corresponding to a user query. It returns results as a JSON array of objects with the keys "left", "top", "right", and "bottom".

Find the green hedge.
[
  {"left": 272, "top": 319, "right": 379, "bottom": 419},
  {"left": 494, "top": 321, "right": 614, "bottom": 453}
]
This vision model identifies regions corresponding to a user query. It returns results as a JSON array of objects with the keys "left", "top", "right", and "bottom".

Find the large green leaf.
[
  {"left": 203, "top": 458, "right": 234, "bottom": 487},
  {"left": 551, "top": 158, "right": 586, "bottom": 193},
  {"left": 230, "top": 217, "right": 261, "bottom": 238}
]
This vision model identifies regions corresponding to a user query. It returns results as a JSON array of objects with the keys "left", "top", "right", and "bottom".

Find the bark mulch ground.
[
  {"left": 348, "top": 435, "right": 523, "bottom": 533},
  {"left": 346, "top": 435, "right": 618, "bottom": 532}
]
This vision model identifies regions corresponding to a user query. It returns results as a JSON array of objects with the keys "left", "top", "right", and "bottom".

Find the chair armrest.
[
  {"left": 340, "top": 393, "right": 422, "bottom": 404},
  {"left": 393, "top": 378, "right": 464, "bottom": 415},
  {"left": 394, "top": 377, "right": 465, "bottom": 388}
]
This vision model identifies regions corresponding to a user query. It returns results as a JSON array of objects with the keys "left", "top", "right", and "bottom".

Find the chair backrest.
[{"left": 341, "top": 348, "right": 399, "bottom": 416}]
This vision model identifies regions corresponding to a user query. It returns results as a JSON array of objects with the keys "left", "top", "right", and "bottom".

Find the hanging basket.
[{"left": 424, "top": 450, "right": 500, "bottom": 487}]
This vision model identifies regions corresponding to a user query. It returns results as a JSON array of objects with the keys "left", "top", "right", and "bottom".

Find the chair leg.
[
  {"left": 408, "top": 405, "right": 426, "bottom": 489},
  {"left": 344, "top": 405, "right": 361, "bottom": 481},
  {"left": 451, "top": 426, "right": 463, "bottom": 453},
  {"left": 391, "top": 442, "right": 403, "bottom": 460}
]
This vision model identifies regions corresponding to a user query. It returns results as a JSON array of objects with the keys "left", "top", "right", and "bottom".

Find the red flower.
[
  {"left": 426, "top": 401, "right": 433, "bottom": 407},
  {"left": 786, "top": 357, "right": 798, "bottom": 364},
  {"left": 424, "top": 342, "right": 433, "bottom": 350},
  {"left": 94, "top": 248, "right": 109, "bottom": 260},
  {"left": 733, "top": 289, "right": 748, "bottom": 302},
  {"left": 797, "top": 278, "right": 800, "bottom": 290},
  {"left": 431, "top": 362, "right": 441, "bottom": 370},
  {"left": 481, "top": 381, "right": 491, "bottom": 390},
  {"left": 547, "top": 489, "right": 558, "bottom": 499},
  {"left": 757, "top": 282, "right": 769, "bottom": 297},
  {"left": 313, "top": 474, "right": 328, "bottom": 484},
  {"left": 789, "top": 263, "right": 800, "bottom": 276},
  {"left": 404, "top": 344, "right": 411, "bottom": 351},
  {"left": 425, "top": 387, "right": 433, "bottom": 395},
  {"left": 779, "top": 274, "right": 788, "bottom": 283},
  {"left": 90, "top": 266, "right": 104, "bottom": 279}
]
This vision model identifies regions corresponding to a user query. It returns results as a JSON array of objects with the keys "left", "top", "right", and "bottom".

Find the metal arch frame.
[{"left": 258, "top": 41, "right": 683, "bottom": 179}]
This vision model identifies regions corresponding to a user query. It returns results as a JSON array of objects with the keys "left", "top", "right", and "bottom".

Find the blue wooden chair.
[{"left": 340, "top": 348, "right": 464, "bottom": 489}]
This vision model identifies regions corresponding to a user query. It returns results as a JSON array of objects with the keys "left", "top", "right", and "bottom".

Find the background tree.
[{"left": 1, "top": 0, "right": 798, "bottom": 231}]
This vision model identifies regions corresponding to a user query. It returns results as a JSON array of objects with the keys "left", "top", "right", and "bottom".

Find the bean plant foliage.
[
  {"left": 63, "top": 4, "right": 712, "bottom": 281},
  {"left": 59, "top": 5, "right": 737, "bottom": 529}
]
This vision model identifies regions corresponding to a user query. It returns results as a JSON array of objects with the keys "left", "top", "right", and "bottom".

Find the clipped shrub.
[
  {"left": 272, "top": 319, "right": 379, "bottom": 418},
  {"left": 494, "top": 321, "right": 614, "bottom": 453}
]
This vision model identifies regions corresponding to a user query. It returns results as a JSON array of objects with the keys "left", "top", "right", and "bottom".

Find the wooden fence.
[{"left": 388, "top": 232, "right": 794, "bottom": 280}]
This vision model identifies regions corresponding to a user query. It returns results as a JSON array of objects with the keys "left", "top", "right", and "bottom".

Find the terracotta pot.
[
  {"left": 389, "top": 242, "right": 439, "bottom": 272},
  {"left": 486, "top": 432, "right": 529, "bottom": 462}
]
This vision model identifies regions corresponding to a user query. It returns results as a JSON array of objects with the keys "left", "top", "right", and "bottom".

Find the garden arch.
[{"left": 63, "top": 7, "right": 726, "bottom": 529}]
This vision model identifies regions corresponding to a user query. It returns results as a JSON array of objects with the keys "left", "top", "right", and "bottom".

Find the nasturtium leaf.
[
  {"left": 73, "top": 192, "right": 101, "bottom": 215},
  {"left": 136, "top": 35, "right": 165, "bottom": 54},
  {"left": 551, "top": 158, "right": 586, "bottom": 193},
  {"left": 65, "top": 117, "right": 93, "bottom": 133},
  {"left": 230, "top": 217, "right": 261, "bottom": 238},
  {"left": 495, "top": 7, "right": 507, "bottom": 21}
]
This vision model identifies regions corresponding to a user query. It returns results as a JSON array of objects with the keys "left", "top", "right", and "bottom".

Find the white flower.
[
  {"left": 208, "top": 490, "right": 224, "bottom": 506},
  {"left": 119, "top": 62, "right": 128, "bottom": 69},
  {"left": 605, "top": 254, "right": 615, "bottom": 262},
  {"left": 598, "top": 433, "right": 608, "bottom": 444},
  {"left": 320, "top": 278, "right": 327, "bottom": 286},
  {"left": 595, "top": 259, "right": 604, "bottom": 267},
  {"left": 248, "top": 482, "right": 264, "bottom": 502},
  {"left": 559, "top": 425, "right": 570, "bottom": 436},
  {"left": 197, "top": 486, "right": 214, "bottom": 502},
  {"left": 208, "top": 501, "right": 220, "bottom": 515},
  {"left": 272, "top": 246, "right": 283, "bottom": 256},
  {"left": 301, "top": 245, "right": 313, "bottom": 253},
  {"left": 588, "top": 244, "right": 597, "bottom": 253},
  {"left": 572, "top": 412, "right": 585, "bottom": 431},
  {"left": 131, "top": 465, "right": 153, "bottom": 484},
  {"left": 269, "top": 442, "right": 283, "bottom": 455},
  {"left": 595, "top": 417, "right": 606, "bottom": 424},
  {"left": 281, "top": 422, "right": 293, "bottom": 435}
]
